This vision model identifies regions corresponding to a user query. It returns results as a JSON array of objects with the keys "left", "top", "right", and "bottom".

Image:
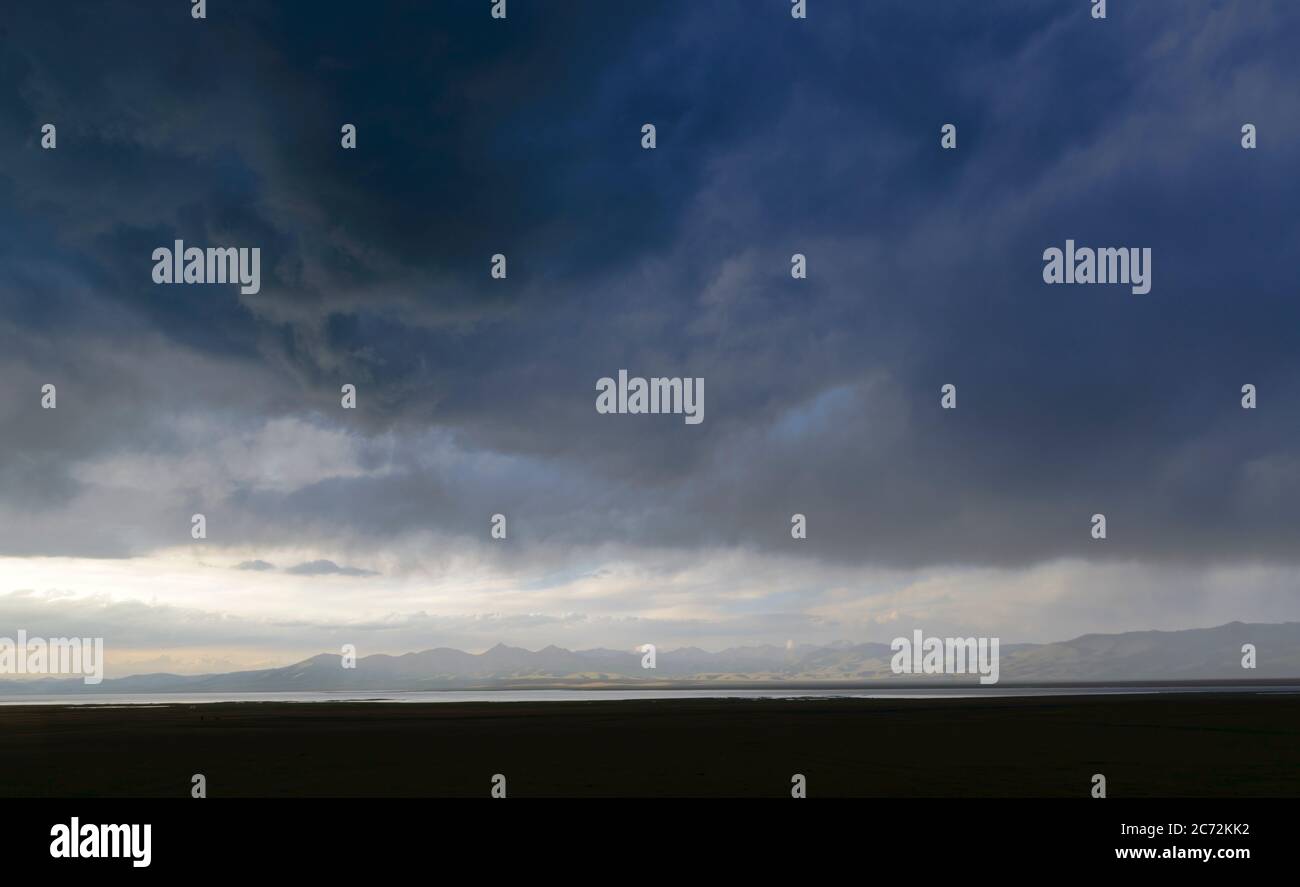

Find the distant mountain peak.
[{"left": 1, "top": 622, "right": 1295, "bottom": 695}]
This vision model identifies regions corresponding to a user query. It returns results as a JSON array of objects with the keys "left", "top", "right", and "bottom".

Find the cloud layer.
[{"left": 1, "top": 2, "right": 1298, "bottom": 668}]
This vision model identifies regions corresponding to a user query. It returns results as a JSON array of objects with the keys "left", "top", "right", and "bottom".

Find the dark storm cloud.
[{"left": 2, "top": 1, "right": 1299, "bottom": 570}]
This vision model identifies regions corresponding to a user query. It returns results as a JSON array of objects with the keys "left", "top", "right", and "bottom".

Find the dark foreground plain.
[{"left": 2, "top": 693, "right": 1297, "bottom": 797}]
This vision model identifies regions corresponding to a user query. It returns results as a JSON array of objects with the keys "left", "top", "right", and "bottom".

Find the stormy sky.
[{"left": 2, "top": 1, "right": 1298, "bottom": 675}]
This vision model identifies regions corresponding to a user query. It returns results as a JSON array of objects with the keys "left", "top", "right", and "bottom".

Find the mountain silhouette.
[{"left": 1, "top": 621, "right": 1296, "bottom": 694}]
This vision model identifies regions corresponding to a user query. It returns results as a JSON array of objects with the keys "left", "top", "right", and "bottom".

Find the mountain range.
[{"left": 2, "top": 621, "right": 1297, "bottom": 694}]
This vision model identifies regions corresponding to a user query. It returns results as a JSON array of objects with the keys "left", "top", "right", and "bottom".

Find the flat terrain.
[{"left": 1, "top": 693, "right": 1297, "bottom": 797}]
